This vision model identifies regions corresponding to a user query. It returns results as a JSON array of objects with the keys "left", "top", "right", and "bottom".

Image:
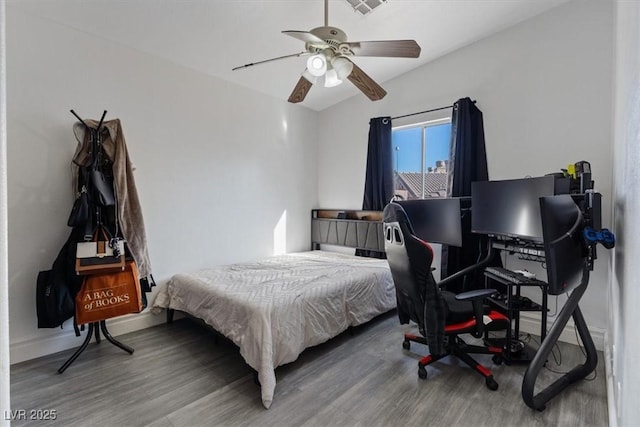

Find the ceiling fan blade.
[
  {"left": 232, "top": 51, "right": 309, "bottom": 71},
  {"left": 346, "top": 61, "right": 387, "bottom": 101},
  {"left": 288, "top": 76, "right": 314, "bottom": 103},
  {"left": 282, "top": 30, "right": 329, "bottom": 48},
  {"left": 346, "top": 40, "right": 421, "bottom": 58}
]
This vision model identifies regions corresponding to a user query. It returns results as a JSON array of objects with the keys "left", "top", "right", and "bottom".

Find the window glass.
[{"left": 392, "top": 120, "right": 451, "bottom": 200}]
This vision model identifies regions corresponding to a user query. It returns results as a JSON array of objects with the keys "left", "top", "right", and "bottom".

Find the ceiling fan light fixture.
[
  {"left": 324, "top": 68, "right": 342, "bottom": 87},
  {"left": 306, "top": 54, "right": 327, "bottom": 77},
  {"left": 331, "top": 56, "right": 354, "bottom": 80}
]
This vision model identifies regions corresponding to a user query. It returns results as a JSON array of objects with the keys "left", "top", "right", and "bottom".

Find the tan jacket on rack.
[{"left": 71, "top": 118, "right": 152, "bottom": 280}]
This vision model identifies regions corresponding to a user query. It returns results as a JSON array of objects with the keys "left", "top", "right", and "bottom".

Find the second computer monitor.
[
  {"left": 397, "top": 198, "right": 464, "bottom": 247},
  {"left": 471, "top": 176, "right": 557, "bottom": 244},
  {"left": 540, "top": 195, "right": 587, "bottom": 295}
]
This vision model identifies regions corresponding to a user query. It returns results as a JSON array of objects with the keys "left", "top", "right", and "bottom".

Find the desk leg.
[
  {"left": 541, "top": 286, "right": 548, "bottom": 343},
  {"left": 521, "top": 275, "right": 597, "bottom": 411},
  {"left": 505, "top": 291, "right": 513, "bottom": 363},
  {"left": 514, "top": 286, "right": 521, "bottom": 341}
]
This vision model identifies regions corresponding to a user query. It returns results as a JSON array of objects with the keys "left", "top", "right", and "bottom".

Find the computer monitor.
[
  {"left": 471, "top": 176, "right": 556, "bottom": 243},
  {"left": 540, "top": 195, "right": 587, "bottom": 295},
  {"left": 397, "top": 198, "right": 464, "bottom": 247}
]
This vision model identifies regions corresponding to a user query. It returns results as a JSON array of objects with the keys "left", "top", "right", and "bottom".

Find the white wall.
[
  {"left": 318, "top": 0, "right": 613, "bottom": 344},
  {"left": 609, "top": 1, "right": 640, "bottom": 425},
  {"left": 1, "top": 0, "right": 11, "bottom": 422},
  {"left": 6, "top": 6, "right": 318, "bottom": 363}
]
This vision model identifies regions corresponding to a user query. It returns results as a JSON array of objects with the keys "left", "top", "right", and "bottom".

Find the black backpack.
[{"left": 36, "top": 231, "right": 84, "bottom": 329}]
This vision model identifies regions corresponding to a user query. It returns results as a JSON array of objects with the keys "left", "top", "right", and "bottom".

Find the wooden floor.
[{"left": 10, "top": 312, "right": 607, "bottom": 426}]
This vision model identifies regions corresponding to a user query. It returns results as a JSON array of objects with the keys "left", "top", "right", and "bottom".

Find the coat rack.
[
  {"left": 58, "top": 320, "right": 134, "bottom": 373},
  {"left": 70, "top": 109, "right": 107, "bottom": 133},
  {"left": 58, "top": 109, "right": 135, "bottom": 374}
]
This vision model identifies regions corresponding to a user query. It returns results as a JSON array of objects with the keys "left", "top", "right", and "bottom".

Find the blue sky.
[{"left": 392, "top": 123, "right": 451, "bottom": 172}]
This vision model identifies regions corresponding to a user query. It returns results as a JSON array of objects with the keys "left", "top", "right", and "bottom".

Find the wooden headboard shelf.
[
  {"left": 311, "top": 209, "right": 385, "bottom": 252},
  {"left": 313, "top": 209, "right": 383, "bottom": 221}
]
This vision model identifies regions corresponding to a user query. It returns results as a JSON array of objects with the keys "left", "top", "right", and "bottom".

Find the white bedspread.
[{"left": 152, "top": 250, "right": 395, "bottom": 408}]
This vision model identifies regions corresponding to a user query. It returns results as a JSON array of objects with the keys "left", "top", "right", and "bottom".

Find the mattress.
[{"left": 152, "top": 250, "right": 395, "bottom": 408}]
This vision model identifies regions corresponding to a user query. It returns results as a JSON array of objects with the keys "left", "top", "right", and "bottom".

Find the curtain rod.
[
  {"left": 391, "top": 100, "right": 476, "bottom": 121},
  {"left": 391, "top": 105, "right": 453, "bottom": 121}
]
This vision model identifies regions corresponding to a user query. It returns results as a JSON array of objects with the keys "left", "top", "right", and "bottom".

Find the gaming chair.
[{"left": 383, "top": 201, "right": 508, "bottom": 390}]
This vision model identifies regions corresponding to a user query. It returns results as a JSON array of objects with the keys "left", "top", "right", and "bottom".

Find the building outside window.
[{"left": 392, "top": 118, "right": 452, "bottom": 200}]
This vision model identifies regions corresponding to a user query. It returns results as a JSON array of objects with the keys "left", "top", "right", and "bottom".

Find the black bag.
[
  {"left": 36, "top": 270, "right": 75, "bottom": 328},
  {"left": 86, "top": 129, "right": 115, "bottom": 207},
  {"left": 90, "top": 167, "right": 115, "bottom": 206},
  {"left": 36, "top": 230, "right": 85, "bottom": 328},
  {"left": 67, "top": 186, "right": 90, "bottom": 227}
]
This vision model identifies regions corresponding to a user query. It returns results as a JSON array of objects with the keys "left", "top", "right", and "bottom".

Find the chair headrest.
[{"left": 383, "top": 202, "right": 415, "bottom": 234}]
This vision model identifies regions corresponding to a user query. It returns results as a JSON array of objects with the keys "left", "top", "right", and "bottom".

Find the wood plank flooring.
[{"left": 9, "top": 311, "right": 607, "bottom": 426}]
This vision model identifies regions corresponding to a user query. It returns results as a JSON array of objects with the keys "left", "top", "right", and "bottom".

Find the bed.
[{"left": 151, "top": 210, "right": 394, "bottom": 409}]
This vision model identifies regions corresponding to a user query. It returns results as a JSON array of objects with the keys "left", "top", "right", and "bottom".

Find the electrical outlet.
[
  {"left": 617, "top": 381, "right": 621, "bottom": 415},
  {"left": 611, "top": 344, "right": 615, "bottom": 363}
]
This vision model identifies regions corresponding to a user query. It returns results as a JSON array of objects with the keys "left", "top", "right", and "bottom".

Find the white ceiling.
[{"left": 10, "top": 0, "right": 570, "bottom": 111}]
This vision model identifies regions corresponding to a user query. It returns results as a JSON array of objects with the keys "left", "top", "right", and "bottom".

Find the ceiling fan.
[{"left": 232, "top": 0, "right": 421, "bottom": 103}]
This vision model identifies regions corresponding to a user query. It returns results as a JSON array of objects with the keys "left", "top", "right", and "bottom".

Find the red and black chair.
[{"left": 383, "top": 201, "right": 508, "bottom": 390}]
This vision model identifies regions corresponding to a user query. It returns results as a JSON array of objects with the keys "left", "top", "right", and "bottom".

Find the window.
[{"left": 392, "top": 118, "right": 452, "bottom": 200}]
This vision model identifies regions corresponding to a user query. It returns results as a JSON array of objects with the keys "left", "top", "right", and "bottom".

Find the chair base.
[{"left": 403, "top": 333, "right": 503, "bottom": 390}]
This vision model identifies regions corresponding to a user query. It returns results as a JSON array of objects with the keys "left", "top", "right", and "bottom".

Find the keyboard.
[{"left": 484, "top": 267, "right": 535, "bottom": 284}]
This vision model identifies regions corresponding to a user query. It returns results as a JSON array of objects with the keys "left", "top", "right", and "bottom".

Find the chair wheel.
[
  {"left": 402, "top": 339, "right": 410, "bottom": 350},
  {"left": 485, "top": 376, "right": 498, "bottom": 391},
  {"left": 418, "top": 365, "right": 428, "bottom": 379},
  {"left": 492, "top": 354, "right": 503, "bottom": 365}
]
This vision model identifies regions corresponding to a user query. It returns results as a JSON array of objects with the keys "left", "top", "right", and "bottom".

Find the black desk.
[{"left": 484, "top": 270, "right": 548, "bottom": 364}]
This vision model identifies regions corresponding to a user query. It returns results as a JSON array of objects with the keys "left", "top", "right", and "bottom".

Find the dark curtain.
[
  {"left": 441, "top": 98, "right": 492, "bottom": 292},
  {"left": 358, "top": 116, "right": 393, "bottom": 258}
]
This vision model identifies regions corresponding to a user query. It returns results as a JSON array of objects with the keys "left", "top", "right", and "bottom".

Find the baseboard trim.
[
  {"left": 518, "top": 312, "right": 605, "bottom": 351},
  {"left": 10, "top": 310, "right": 166, "bottom": 364}
]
